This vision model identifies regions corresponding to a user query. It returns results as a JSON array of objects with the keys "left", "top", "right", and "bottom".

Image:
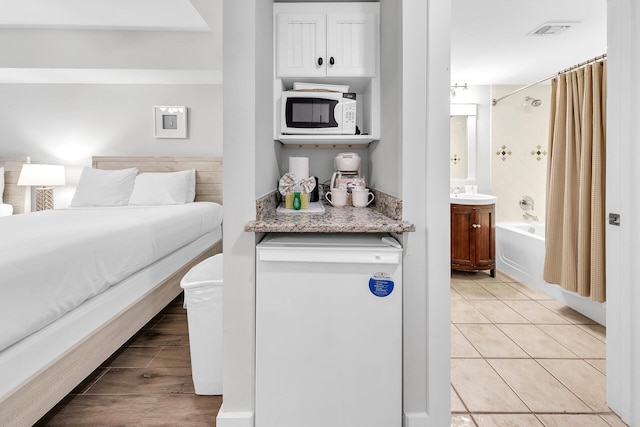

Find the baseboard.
[
  {"left": 404, "top": 412, "right": 429, "bottom": 427},
  {"left": 216, "top": 404, "right": 254, "bottom": 427}
]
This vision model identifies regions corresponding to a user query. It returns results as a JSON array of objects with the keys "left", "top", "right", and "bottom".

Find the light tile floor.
[{"left": 451, "top": 270, "right": 628, "bottom": 427}]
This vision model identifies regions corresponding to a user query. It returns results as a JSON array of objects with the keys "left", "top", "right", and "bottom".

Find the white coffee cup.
[
  {"left": 352, "top": 188, "right": 375, "bottom": 207},
  {"left": 325, "top": 188, "right": 348, "bottom": 207}
]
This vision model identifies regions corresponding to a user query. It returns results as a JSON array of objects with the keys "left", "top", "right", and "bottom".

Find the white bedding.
[
  {"left": 0, "top": 203, "right": 12, "bottom": 216},
  {"left": 0, "top": 202, "right": 223, "bottom": 352}
]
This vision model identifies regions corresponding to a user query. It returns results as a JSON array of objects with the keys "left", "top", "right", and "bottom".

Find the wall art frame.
[{"left": 154, "top": 106, "right": 187, "bottom": 138}]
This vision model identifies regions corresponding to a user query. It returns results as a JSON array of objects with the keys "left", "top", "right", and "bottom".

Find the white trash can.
[{"left": 180, "top": 253, "right": 223, "bottom": 395}]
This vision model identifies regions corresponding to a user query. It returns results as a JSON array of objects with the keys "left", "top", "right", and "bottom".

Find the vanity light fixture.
[{"left": 450, "top": 83, "right": 468, "bottom": 97}]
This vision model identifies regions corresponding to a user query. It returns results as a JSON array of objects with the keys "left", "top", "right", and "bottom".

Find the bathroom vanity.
[{"left": 450, "top": 200, "right": 496, "bottom": 277}]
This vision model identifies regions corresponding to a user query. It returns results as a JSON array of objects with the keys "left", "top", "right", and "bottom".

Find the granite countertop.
[{"left": 245, "top": 190, "right": 415, "bottom": 233}]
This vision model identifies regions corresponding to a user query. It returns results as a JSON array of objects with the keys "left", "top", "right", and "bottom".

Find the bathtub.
[{"left": 496, "top": 222, "right": 606, "bottom": 326}]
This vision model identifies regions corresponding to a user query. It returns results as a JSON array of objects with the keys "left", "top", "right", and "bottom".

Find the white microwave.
[{"left": 281, "top": 91, "right": 357, "bottom": 135}]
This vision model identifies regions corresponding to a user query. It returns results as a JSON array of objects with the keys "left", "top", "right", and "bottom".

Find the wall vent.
[{"left": 528, "top": 22, "right": 575, "bottom": 36}]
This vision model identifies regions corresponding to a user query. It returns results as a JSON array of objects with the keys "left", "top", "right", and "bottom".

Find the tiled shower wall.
[{"left": 491, "top": 85, "right": 551, "bottom": 222}]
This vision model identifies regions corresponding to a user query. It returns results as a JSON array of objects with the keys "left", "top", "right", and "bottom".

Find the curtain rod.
[{"left": 491, "top": 53, "right": 607, "bottom": 106}]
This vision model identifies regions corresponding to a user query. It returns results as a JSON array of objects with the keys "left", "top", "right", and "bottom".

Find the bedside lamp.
[{"left": 17, "top": 164, "right": 66, "bottom": 211}]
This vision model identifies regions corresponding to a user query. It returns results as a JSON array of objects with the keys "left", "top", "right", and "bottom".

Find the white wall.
[
  {"left": 278, "top": 147, "right": 369, "bottom": 187},
  {"left": 401, "top": 0, "right": 451, "bottom": 425},
  {"left": 0, "top": 0, "right": 222, "bottom": 209},
  {"left": 491, "top": 84, "right": 551, "bottom": 222},
  {"left": 368, "top": 0, "right": 402, "bottom": 197},
  {"left": 450, "top": 84, "right": 550, "bottom": 222},
  {"left": 0, "top": 83, "right": 222, "bottom": 207},
  {"left": 606, "top": 0, "right": 640, "bottom": 424},
  {"left": 218, "top": 0, "right": 267, "bottom": 424}
]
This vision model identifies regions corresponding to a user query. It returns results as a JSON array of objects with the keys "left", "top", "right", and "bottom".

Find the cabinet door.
[
  {"left": 473, "top": 206, "right": 495, "bottom": 268},
  {"left": 326, "top": 13, "right": 377, "bottom": 77},
  {"left": 451, "top": 205, "right": 474, "bottom": 267},
  {"left": 276, "top": 13, "right": 326, "bottom": 77}
]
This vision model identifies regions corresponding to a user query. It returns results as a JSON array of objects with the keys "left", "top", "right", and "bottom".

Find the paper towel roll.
[{"left": 289, "top": 157, "right": 309, "bottom": 181}]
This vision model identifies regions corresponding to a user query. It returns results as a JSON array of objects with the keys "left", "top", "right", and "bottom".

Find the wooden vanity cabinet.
[{"left": 450, "top": 203, "right": 495, "bottom": 277}]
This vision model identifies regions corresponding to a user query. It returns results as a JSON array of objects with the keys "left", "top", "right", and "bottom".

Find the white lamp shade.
[{"left": 17, "top": 164, "right": 66, "bottom": 186}]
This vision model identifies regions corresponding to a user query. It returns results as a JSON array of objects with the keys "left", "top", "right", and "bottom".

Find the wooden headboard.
[
  {"left": 0, "top": 156, "right": 30, "bottom": 214},
  {"left": 92, "top": 156, "right": 223, "bottom": 205}
]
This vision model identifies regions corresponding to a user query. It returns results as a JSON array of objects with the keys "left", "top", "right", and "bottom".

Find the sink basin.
[{"left": 450, "top": 193, "right": 497, "bottom": 205}]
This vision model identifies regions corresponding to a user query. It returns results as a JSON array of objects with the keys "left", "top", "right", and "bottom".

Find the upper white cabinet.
[
  {"left": 277, "top": 13, "right": 327, "bottom": 78},
  {"left": 276, "top": 10, "right": 377, "bottom": 78},
  {"left": 326, "top": 13, "right": 377, "bottom": 77}
]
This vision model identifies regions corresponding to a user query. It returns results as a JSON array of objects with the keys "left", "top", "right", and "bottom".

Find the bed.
[{"left": 0, "top": 156, "right": 223, "bottom": 426}]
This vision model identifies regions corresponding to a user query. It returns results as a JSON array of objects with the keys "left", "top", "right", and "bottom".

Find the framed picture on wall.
[{"left": 154, "top": 106, "right": 187, "bottom": 138}]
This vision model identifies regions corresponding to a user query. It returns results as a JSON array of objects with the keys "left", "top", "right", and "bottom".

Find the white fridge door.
[{"left": 256, "top": 236, "right": 402, "bottom": 427}]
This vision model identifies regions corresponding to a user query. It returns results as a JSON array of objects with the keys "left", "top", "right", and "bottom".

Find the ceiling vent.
[{"left": 528, "top": 22, "right": 575, "bottom": 36}]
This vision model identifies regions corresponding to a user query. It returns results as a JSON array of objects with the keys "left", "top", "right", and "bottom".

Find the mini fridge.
[{"left": 255, "top": 233, "right": 402, "bottom": 427}]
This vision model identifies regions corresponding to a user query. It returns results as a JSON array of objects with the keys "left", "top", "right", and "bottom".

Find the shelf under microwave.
[{"left": 277, "top": 134, "right": 376, "bottom": 147}]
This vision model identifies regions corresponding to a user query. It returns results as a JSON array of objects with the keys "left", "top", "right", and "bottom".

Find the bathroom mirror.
[{"left": 450, "top": 104, "right": 477, "bottom": 182}]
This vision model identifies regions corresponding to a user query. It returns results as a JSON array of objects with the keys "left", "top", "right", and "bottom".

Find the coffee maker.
[{"left": 331, "top": 153, "right": 365, "bottom": 199}]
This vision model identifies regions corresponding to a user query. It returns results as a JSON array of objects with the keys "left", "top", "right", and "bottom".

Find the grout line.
[
  {"left": 531, "top": 357, "right": 605, "bottom": 413},
  {"left": 145, "top": 346, "right": 165, "bottom": 368},
  {"left": 450, "top": 383, "right": 473, "bottom": 414},
  {"left": 80, "top": 367, "right": 111, "bottom": 395},
  {"left": 451, "top": 270, "right": 610, "bottom": 421}
]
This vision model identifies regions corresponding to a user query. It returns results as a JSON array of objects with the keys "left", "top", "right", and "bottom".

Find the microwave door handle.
[{"left": 335, "top": 102, "right": 343, "bottom": 129}]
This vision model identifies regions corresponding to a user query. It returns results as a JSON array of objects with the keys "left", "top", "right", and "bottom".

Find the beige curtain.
[{"left": 543, "top": 60, "right": 607, "bottom": 302}]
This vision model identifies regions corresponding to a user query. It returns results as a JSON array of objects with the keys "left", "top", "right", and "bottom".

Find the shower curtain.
[{"left": 543, "top": 60, "right": 607, "bottom": 302}]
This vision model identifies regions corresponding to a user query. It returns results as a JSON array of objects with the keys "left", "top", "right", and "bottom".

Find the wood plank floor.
[{"left": 36, "top": 294, "right": 222, "bottom": 426}]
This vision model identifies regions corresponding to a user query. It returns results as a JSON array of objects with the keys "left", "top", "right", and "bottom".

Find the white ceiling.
[
  {"left": 0, "top": 0, "right": 208, "bottom": 31},
  {"left": 451, "top": 0, "right": 607, "bottom": 85},
  {"left": 0, "top": 0, "right": 607, "bottom": 86},
  {"left": 0, "top": 0, "right": 213, "bottom": 84}
]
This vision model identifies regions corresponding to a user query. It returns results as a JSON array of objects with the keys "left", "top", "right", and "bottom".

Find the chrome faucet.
[
  {"left": 523, "top": 212, "right": 538, "bottom": 221},
  {"left": 519, "top": 195, "right": 535, "bottom": 211},
  {"left": 451, "top": 186, "right": 464, "bottom": 195}
]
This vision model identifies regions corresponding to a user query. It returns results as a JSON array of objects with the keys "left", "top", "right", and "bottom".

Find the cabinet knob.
[
  {"left": 329, "top": 56, "right": 335, "bottom": 65},
  {"left": 471, "top": 224, "right": 482, "bottom": 229},
  {"left": 318, "top": 57, "right": 323, "bottom": 66}
]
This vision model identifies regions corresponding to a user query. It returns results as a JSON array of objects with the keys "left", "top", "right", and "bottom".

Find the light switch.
[{"left": 609, "top": 213, "right": 620, "bottom": 226}]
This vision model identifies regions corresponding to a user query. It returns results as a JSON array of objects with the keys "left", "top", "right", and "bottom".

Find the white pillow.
[
  {"left": 70, "top": 167, "right": 138, "bottom": 207},
  {"left": 128, "top": 169, "right": 195, "bottom": 206},
  {"left": 186, "top": 169, "right": 196, "bottom": 203},
  {"left": 0, "top": 166, "right": 4, "bottom": 204}
]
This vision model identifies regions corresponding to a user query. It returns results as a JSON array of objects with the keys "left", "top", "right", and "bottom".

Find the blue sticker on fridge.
[{"left": 369, "top": 273, "right": 394, "bottom": 297}]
